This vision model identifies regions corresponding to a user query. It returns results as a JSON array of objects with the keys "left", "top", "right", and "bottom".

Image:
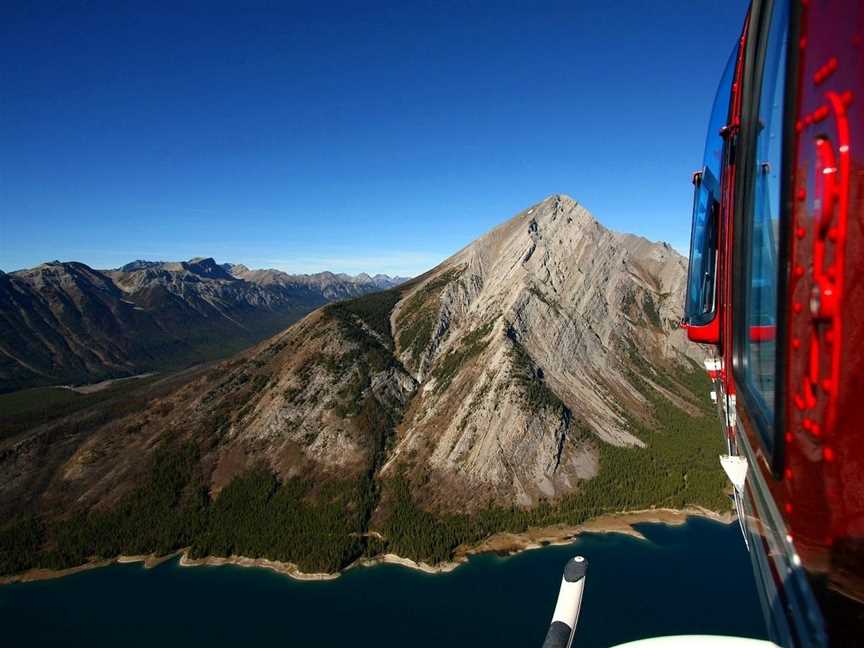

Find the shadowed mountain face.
[
  {"left": 0, "top": 259, "right": 407, "bottom": 392},
  {"left": 0, "top": 196, "right": 724, "bottom": 577}
]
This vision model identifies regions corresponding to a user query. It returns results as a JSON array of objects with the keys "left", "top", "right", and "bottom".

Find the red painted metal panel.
[
  {"left": 687, "top": 0, "right": 864, "bottom": 639},
  {"left": 782, "top": 0, "right": 864, "bottom": 606}
]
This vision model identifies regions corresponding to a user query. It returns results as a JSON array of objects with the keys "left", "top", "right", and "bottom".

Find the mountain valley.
[{"left": 0, "top": 257, "right": 406, "bottom": 392}]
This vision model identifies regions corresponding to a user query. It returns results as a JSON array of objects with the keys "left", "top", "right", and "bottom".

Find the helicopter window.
[
  {"left": 703, "top": 46, "right": 737, "bottom": 182},
  {"left": 685, "top": 168, "right": 719, "bottom": 325},
  {"left": 684, "top": 46, "right": 736, "bottom": 326},
  {"left": 742, "top": 0, "right": 788, "bottom": 435}
]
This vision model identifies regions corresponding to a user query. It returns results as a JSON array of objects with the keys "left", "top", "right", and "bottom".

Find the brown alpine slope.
[{"left": 0, "top": 195, "right": 726, "bottom": 577}]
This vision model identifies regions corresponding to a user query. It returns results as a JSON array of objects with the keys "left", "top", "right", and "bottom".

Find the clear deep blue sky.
[{"left": 1, "top": 1, "right": 748, "bottom": 276}]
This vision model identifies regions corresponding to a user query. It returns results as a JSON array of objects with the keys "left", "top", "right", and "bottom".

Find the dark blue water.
[{"left": 0, "top": 518, "right": 766, "bottom": 647}]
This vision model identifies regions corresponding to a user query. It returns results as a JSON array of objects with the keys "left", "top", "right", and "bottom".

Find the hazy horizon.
[{"left": 0, "top": 194, "right": 689, "bottom": 279}]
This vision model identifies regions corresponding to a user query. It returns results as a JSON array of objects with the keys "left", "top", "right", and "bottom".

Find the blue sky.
[{"left": 1, "top": 1, "right": 748, "bottom": 276}]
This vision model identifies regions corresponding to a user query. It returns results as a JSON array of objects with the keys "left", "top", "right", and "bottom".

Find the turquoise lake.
[{"left": 0, "top": 517, "right": 767, "bottom": 647}]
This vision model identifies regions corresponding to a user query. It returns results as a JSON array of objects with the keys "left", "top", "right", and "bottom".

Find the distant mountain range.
[{"left": 0, "top": 257, "right": 408, "bottom": 392}]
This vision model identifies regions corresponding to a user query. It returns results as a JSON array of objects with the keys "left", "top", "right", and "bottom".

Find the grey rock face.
[{"left": 384, "top": 195, "right": 702, "bottom": 507}]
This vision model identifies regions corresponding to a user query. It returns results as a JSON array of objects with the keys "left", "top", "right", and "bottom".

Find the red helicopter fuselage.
[{"left": 683, "top": 1, "right": 864, "bottom": 644}]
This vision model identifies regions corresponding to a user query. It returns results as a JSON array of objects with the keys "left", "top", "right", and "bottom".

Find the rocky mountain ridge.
[
  {"left": 221, "top": 264, "right": 408, "bottom": 300},
  {"left": 0, "top": 258, "right": 407, "bottom": 392}
]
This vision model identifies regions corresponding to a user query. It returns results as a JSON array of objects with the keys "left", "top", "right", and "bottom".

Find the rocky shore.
[{"left": 0, "top": 507, "right": 733, "bottom": 585}]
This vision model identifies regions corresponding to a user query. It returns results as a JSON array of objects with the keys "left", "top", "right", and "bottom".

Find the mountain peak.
[
  {"left": 187, "top": 257, "right": 218, "bottom": 270},
  {"left": 182, "top": 257, "right": 234, "bottom": 280},
  {"left": 28, "top": 260, "right": 94, "bottom": 274},
  {"left": 120, "top": 260, "right": 161, "bottom": 272},
  {"left": 222, "top": 263, "right": 250, "bottom": 276},
  {"left": 547, "top": 193, "right": 578, "bottom": 206}
]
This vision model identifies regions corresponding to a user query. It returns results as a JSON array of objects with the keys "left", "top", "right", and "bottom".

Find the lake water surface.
[{"left": 0, "top": 517, "right": 767, "bottom": 647}]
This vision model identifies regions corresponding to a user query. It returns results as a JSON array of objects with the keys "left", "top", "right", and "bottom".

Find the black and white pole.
[{"left": 542, "top": 555, "right": 588, "bottom": 648}]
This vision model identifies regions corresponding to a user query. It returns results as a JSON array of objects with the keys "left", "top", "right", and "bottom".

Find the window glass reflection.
[
  {"left": 745, "top": 0, "right": 788, "bottom": 428},
  {"left": 684, "top": 46, "right": 736, "bottom": 325}
]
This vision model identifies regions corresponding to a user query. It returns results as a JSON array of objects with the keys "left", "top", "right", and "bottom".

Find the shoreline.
[
  {"left": 0, "top": 507, "right": 733, "bottom": 586},
  {"left": 460, "top": 506, "right": 734, "bottom": 558}
]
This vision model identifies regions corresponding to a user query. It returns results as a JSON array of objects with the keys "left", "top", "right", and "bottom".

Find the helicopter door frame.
[{"left": 730, "top": 0, "right": 796, "bottom": 477}]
